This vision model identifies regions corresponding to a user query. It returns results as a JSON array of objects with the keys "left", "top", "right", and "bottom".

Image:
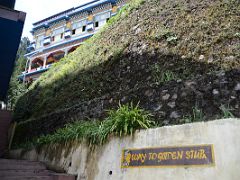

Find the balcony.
[{"left": 18, "top": 65, "right": 52, "bottom": 81}]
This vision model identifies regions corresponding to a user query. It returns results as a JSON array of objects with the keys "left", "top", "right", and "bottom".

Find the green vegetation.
[
  {"left": 13, "top": 103, "right": 154, "bottom": 149},
  {"left": 220, "top": 105, "right": 235, "bottom": 119},
  {"left": 150, "top": 28, "right": 178, "bottom": 45},
  {"left": 104, "top": 103, "right": 154, "bottom": 137},
  {"left": 11, "top": 0, "right": 240, "bottom": 148},
  {"left": 181, "top": 107, "right": 204, "bottom": 124},
  {"left": 152, "top": 64, "right": 177, "bottom": 84},
  {"left": 7, "top": 37, "right": 29, "bottom": 109},
  {"left": 14, "top": 0, "right": 239, "bottom": 121}
]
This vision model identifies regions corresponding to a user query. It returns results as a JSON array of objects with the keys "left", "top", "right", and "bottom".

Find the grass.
[
  {"left": 152, "top": 64, "right": 177, "bottom": 84},
  {"left": 181, "top": 107, "right": 204, "bottom": 124},
  {"left": 14, "top": 0, "right": 240, "bottom": 122},
  {"left": 220, "top": 105, "right": 235, "bottom": 118},
  {"left": 13, "top": 103, "right": 154, "bottom": 149},
  {"left": 181, "top": 105, "right": 236, "bottom": 124}
]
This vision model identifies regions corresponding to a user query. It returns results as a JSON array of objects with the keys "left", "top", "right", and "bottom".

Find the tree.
[{"left": 7, "top": 37, "right": 30, "bottom": 109}]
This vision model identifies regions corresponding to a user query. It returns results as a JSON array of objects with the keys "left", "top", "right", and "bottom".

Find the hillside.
[{"left": 13, "top": 0, "right": 240, "bottom": 142}]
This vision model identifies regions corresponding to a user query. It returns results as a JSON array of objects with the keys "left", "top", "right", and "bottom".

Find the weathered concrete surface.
[{"left": 10, "top": 119, "right": 240, "bottom": 180}]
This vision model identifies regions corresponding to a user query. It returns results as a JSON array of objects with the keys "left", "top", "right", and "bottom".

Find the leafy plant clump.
[
  {"left": 13, "top": 103, "right": 154, "bottom": 149},
  {"left": 101, "top": 103, "right": 154, "bottom": 138}
]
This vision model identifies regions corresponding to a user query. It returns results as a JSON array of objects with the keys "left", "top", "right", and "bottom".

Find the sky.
[{"left": 15, "top": 0, "right": 94, "bottom": 40}]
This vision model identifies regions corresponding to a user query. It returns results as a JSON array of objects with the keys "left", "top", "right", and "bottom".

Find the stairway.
[{"left": 0, "top": 159, "right": 76, "bottom": 180}]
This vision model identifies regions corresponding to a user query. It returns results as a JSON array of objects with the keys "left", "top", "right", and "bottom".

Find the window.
[
  {"left": 72, "top": 29, "right": 76, "bottom": 35},
  {"left": 51, "top": 36, "right": 55, "bottom": 42},
  {"left": 95, "top": 21, "right": 99, "bottom": 28},
  {"left": 36, "top": 34, "right": 44, "bottom": 48},
  {"left": 61, "top": 33, "right": 64, "bottom": 39},
  {"left": 82, "top": 25, "right": 86, "bottom": 32}
]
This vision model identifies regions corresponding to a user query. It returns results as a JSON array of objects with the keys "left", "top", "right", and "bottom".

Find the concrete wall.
[
  {"left": 10, "top": 119, "right": 240, "bottom": 180},
  {"left": 0, "top": 110, "right": 12, "bottom": 157}
]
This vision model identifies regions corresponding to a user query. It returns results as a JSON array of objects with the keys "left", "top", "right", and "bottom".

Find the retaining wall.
[{"left": 10, "top": 119, "right": 240, "bottom": 180}]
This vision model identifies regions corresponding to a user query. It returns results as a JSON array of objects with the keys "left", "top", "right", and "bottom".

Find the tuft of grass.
[
  {"left": 100, "top": 103, "right": 154, "bottom": 140},
  {"left": 192, "top": 107, "right": 204, "bottom": 122},
  {"left": 161, "top": 70, "right": 176, "bottom": 83},
  {"left": 13, "top": 103, "right": 154, "bottom": 149},
  {"left": 220, "top": 105, "right": 235, "bottom": 118},
  {"left": 152, "top": 64, "right": 177, "bottom": 84},
  {"left": 180, "top": 107, "right": 204, "bottom": 124}
]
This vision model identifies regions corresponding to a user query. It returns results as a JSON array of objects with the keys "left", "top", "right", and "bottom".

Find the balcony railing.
[{"left": 18, "top": 65, "right": 53, "bottom": 81}]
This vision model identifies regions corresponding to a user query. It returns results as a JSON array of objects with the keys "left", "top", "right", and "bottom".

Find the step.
[
  {"left": 0, "top": 169, "right": 53, "bottom": 177},
  {"left": 51, "top": 174, "right": 76, "bottom": 180},
  {"left": 0, "top": 174, "right": 76, "bottom": 180},
  {"left": 0, "top": 159, "right": 44, "bottom": 164},
  {"left": 0, "top": 163, "right": 46, "bottom": 170},
  {"left": 0, "top": 159, "right": 76, "bottom": 180},
  {"left": 0, "top": 176, "right": 54, "bottom": 180}
]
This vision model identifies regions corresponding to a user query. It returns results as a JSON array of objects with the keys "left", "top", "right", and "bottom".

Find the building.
[{"left": 19, "top": 0, "right": 127, "bottom": 83}]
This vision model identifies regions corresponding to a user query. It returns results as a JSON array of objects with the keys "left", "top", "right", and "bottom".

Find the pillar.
[
  {"left": 43, "top": 56, "right": 47, "bottom": 68},
  {"left": 64, "top": 48, "right": 68, "bottom": 56},
  {"left": 28, "top": 59, "right": 32, "bottom": 72}
]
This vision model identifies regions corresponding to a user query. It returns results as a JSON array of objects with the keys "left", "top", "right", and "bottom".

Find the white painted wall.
[{"left": 10, "top": 119, "right": 240, "bottom": 180}]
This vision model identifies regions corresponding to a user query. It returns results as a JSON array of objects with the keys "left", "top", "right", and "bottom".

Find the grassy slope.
[{"left": 14, "top": 0, "right": 239, "bottom": 123}]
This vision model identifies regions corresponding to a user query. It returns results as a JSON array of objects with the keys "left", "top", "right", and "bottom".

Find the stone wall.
[
  {"left": 10, "top": 119, "right": 240, "bottom": 180},
  {"left": 13, "top": 69, "right": 240, "bottom": 145}
]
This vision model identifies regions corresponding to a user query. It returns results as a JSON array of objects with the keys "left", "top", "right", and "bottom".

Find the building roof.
[{"left": 32, "top": 0, "right": 116, "bottom": 30}]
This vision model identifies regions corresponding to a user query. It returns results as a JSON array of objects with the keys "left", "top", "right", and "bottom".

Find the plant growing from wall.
[
  {"left": 98, "top": 103, "right": 154, "bottom": 144},
  {"left": 220, "top": 105, "right": 235, "bottom": 118},
  {"left": 13, "top": 103, "right": 154, "bottom": 149},
  {"left": 180, "top": 107, "right": 204, "bottom": 124},
  {"left": 152, "top": 64, "right": 176, "bottom": 84}
]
